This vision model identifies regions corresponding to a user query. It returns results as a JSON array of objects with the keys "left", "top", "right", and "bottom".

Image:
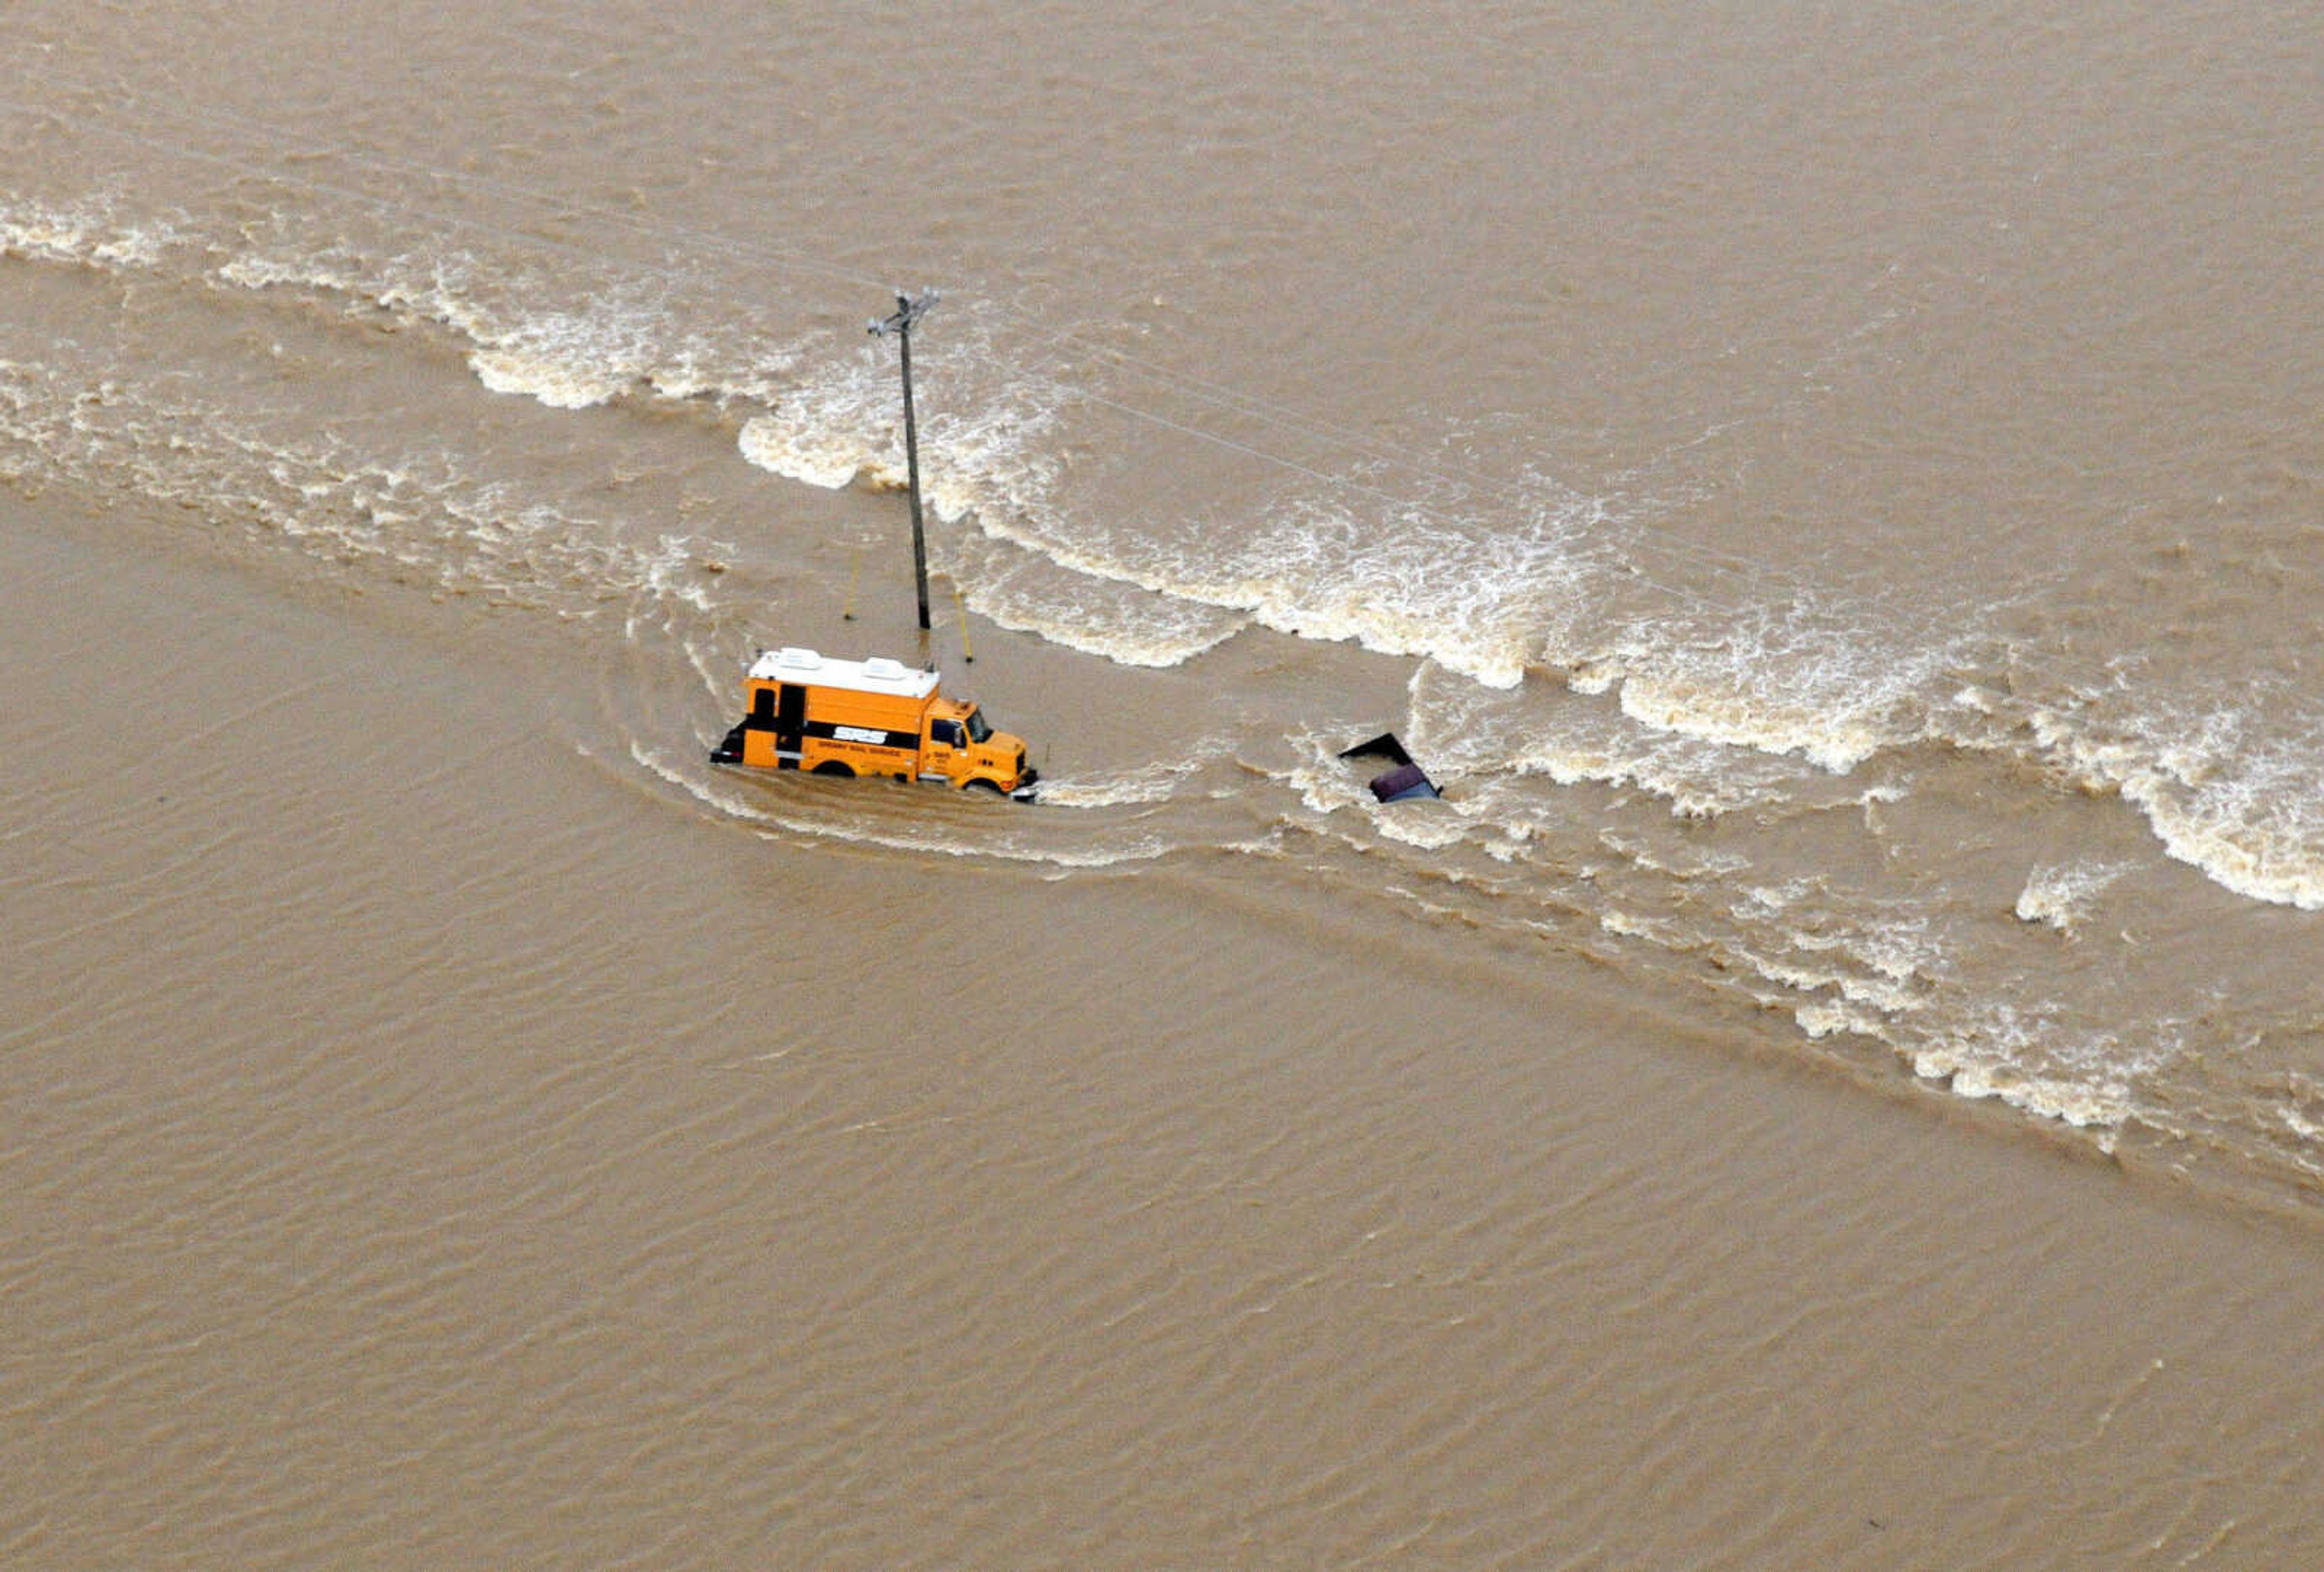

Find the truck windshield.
[{"left": 965, "top": 708, "right": 993, "bottom": 745}]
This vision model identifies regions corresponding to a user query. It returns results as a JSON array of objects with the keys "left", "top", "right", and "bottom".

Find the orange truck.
[{"left": 709, "top": 646, "right": 1038, "bottom": 801}]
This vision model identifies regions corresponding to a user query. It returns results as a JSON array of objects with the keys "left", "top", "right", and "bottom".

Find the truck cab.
[{"left": 920, "top": 700, "right": 1028, "bottom": 794}]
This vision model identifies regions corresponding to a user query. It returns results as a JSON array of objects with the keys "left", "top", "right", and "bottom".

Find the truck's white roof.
[{"left": 745, "top": 646, "right": 940, "bottom": 700}]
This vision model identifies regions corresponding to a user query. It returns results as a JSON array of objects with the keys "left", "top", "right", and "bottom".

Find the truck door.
[
  {"left": 775, "top": 682, "right": 806, "bottom": 762},
  {"left": 923, "top": 715, "right": 963, "bottom": 782}
]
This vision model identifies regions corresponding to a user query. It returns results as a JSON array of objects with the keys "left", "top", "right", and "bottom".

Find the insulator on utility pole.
[{"left": 868, "top": 288, "right": 939, "bottom": 631}]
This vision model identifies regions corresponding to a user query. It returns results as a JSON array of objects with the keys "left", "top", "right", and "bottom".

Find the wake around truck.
[{"left": 709, "top": 646, "right": 1039, "bottom": 801}]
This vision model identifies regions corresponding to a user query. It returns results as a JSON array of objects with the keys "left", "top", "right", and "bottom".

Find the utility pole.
[{"left": 868, "top": 288, "right": 939, "bottom": 631}]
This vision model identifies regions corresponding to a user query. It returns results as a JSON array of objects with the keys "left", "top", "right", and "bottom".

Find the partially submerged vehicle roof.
[{"left": 744, "top": 646, "right": 940, "bottom": 700}]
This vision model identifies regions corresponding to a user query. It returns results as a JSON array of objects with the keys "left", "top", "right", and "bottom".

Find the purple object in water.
[{"left": 1368, "top": 762, "right": 1439, "bottom": 803}]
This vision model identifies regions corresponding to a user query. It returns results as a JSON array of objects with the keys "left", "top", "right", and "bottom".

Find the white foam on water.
[
  {"left": 217, "top": 244, "right": 775, "bottom": 418},
  {"left": 2030, "top": 691, "right": 2324, "bottom": 911},
  {"left": 471, "top": 339, "right": 633, "bottom": 409},
  {"left": 1606, "top": 597, "right": 1960, "bottom": 774},
  {"left": 1906, "top": 992, "right": 2201, "bottom": 1136},
  {"left": 737, "top": 409, "right": 865, "bottom": 490},
  {"left": 1730, "top": 942, "right": 1926, "bottom": 1021},
  {"left": 1567, "top": 660, "right": 1625, "bottom": 697},
  {"left": 1490, "top": 717, "right": 1804, "bottom": 821},
  {"left": 2014, "top": 860, "right": 2128, "bottom": 936},
  {"left": 734, "top": 318, "right": 1070, "bottom": 521},
  {"left": 1593, "top": 827, "right": 1751, "bottom": 883},
  {"left": 1281, "top": 748, "right": 1398, "bottom": 821},
  {"left": 1371, "top": 803, "right": 1477, "bottom": 852},
  {"left": 1034, "top": 754, "right": 1216, "bottom": 809},
  {"left": 1793, "top": 909, "right": 1937, "bottom": 987},
  {"left": 966, "top": 592, "right": 1247, "bottom": 668},
  {"left": 947, "top": 530, "right": 1251, "bottom": 667},
  {"left": 0, "top": 191, "right": 179, "bottom": 270},
  {"left": 734, "top": 340, "right": 899, "bottom": 492},
  {"left": 1598, "top": 907, "right": 1678, "bottom": 944},
  {"left": 2132, "top": 774, "right": 2324, "bottom": 913},
  {"left": 1618, "top": 669, "right": 1891, "bottom": 774},
  {"left": 1404, "top": 662, "right": 1827, "bottom": 823},
  {"left": 1795, "top": 998, "right": 1885, "bottom": 1042},
  {"left": 1736, "top": 878, "right": 1822, "bottom": 916},
  {"left": 833, "top": 452, "right": 1607, "bottom": 690},
  {"left": 443, "top": 285, "right": 718, "bottom": 412},
  {"left": 1187, "top": 493, "right": 1608, "bottom": 690},
  {"left": 1910, "top": 1039, "right": 2135, "bottom": 1131},
  {"left": 1774, "top": 986, "right": 2160, "bottom": 1145}
]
